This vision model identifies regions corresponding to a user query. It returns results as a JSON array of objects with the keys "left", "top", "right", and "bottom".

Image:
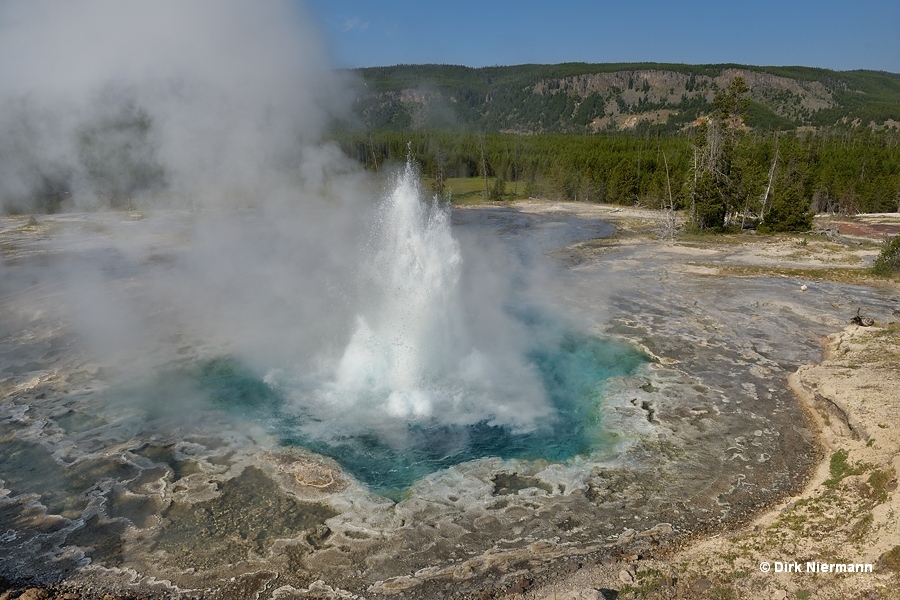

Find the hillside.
[{"left": 349, "top": 63, "right": 900, "bottom": 134}]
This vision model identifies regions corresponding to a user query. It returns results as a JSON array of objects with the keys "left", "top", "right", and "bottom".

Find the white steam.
[
  {"left": 0, "top": 0, "right": 353, "bottom": 212},
  {"left": 0, "top": 1, "right": 561, "bottom": 443},
  {"left": 281, "top": 163, "right": 551, "bottom": 437}
]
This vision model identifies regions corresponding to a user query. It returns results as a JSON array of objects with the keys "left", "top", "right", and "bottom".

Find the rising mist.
[
  {"left": 0, "top": 0, "right": 574, "bottom": 443},
  {"left": 0, "top": 0, "right": 354, "bottom": 213}
]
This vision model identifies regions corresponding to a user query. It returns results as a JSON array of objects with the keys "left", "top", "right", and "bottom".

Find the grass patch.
[
  {"left": 865, "top": 469, "right": 894, "bottom": 504},
  {"left": 871, "top": 235, "right": 900, "bottom": 277},
  {"left": 876, "top": 321, "right": 900, "bottom": 333},
  {"left": 619, "top": 568, "right": 669, "bottom": 597},
  {"left": 713, "top": 264, "right": 884, "bottom": 286},
  {"left": 849, "top": 512, "right": 874, "bottom": 542},
  {"left": 824, "top": 449, "right": 866, "bottom": 488},
  {"left": 879, "top": 546, "right": 900, "bottom": 572},
  {"left": 675, "top": 231, "right": 757, "bottom": 246},
  {"left": 428, "top": 176, "right": 527, "bottom": 204}
]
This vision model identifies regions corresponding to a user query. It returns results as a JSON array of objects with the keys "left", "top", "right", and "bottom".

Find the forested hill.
[{"left": 349, "top": 63, "right": 900, "bottom": 134}]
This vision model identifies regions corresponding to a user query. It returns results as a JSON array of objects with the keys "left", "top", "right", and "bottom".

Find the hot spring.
[
  {"left": 154, "top": 161, "right": 648, "bottom": 499},
  {"left": 1, "top": 157, "right": 851, "bottom": 596}
]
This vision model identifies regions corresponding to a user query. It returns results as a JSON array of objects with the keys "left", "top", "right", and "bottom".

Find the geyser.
[
  {"left": 307, "top": 160, "right": 554, "bottom": 430},
  {"left": 195, "top": 161, "right": 648, "bottom": 497},
  {"left": 0, "top": 0, "right": 647, "bottom": 505}
]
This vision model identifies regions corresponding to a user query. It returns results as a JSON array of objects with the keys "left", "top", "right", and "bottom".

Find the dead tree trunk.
[
  {"left": 661, "top": 151, "right": 677, "bottom": 241},
  {"left": 759, "top": 134, "right": 779, "bottom": 223},
  {"left": 480, "top": 134, "right": 489, "bottom": 201}
]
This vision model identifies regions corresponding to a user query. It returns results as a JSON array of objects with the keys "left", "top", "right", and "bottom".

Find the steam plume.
[{"left": 0, "top": 0, "right": 353, "bottom": 212}]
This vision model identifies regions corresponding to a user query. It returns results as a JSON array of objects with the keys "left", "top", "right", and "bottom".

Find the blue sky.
[{"left": 305, "top": 0, "right": 900, "bottom": 73}]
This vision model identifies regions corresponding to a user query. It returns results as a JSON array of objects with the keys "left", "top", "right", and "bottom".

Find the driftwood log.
[{"left": 851, "top": 307, "right": 875, "bottom": 327}]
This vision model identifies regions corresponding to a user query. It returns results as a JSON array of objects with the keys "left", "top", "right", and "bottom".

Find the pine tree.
[{"left": 689, "top": 77, "right": 750, "bottom": 230}]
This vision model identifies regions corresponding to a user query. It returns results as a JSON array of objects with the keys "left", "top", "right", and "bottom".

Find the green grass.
[
  {"left": 849, "top": 512, "right": 874, "bottom": 542},
  {"left": 824, "top": 449, "right": 867, "bottom": 488},
  {"left": 426, "top": 176, "right": 526, "bottom": 204},
  {"left": 445, "top": 176, "right": 490, "bottom": 198},
  {"left": 866, "top": 469, "right": 894, "bottom": 503},
  {"left": 880, "top": 546, "right": 900, "bottom": 572}
]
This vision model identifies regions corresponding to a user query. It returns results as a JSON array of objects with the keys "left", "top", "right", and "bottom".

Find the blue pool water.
[
  {"left": 194, "top": 328, "right": 647, "bottom": 500},
  {"left": 178, "top": 162, "right": 648, "bottom": 499}
]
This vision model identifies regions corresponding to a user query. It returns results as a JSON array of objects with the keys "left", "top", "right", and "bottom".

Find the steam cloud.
[
  {"left": 0, "top": 0, "right": 569, "bottom": 446},
  {"left": 0, "top": 0, "right": 374, "bottom": 377},
  {"left": 0, "top": 0, "right": 353, "bottom": 212}
]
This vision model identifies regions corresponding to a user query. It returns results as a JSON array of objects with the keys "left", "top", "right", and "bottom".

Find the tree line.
[
  {"left": 334, "top": 87, "right": 900, "bottom": 232},
  {"left": 353, "top": 64, "right": 900, "bottom": 134}
]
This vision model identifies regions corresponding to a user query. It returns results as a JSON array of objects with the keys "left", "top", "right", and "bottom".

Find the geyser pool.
[
  {"left": 196, "top": 329, "right": 646, "bottom": 498},
  {"left": 183, "top": 161, "right": 649, "bottom": 498}
]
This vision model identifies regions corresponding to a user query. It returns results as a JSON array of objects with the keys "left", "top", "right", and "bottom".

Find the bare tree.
[
  {"left": 759, "top": 133, "right": 779, "bottom": 224},
  {"left": 659, "top": 151, "right": 677, "bottom": 241},
  {"left": 431, "top": 143, "right": 446, "bottom": 200},
  {"left": 479, "top": 133, "right": 489, "bottom": 201}
]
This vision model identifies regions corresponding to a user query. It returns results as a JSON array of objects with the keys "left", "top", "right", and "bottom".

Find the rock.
[
  {"left": 618, "top": 569, "right": 634, "bottom": 584},
  {"left": 773, "top": 590, "right": 787, "bottom": 600},
  {"left": 800, "top": 284, "right": 808, "bottom": 292},
  {"left": 508, "top": 574, "right": 534, "bottom": 594},
  {"left": 616, "top": 528, "right": 636, "bottom": 543},
  {"left": 18, "top": 590, "right": 49, "bottom": 600},
  {"left": 636, "top": 522, "right": 674, "bottom": 540},
  {"left": 306, "top": 524, "right": 332, "bottom": 549},
  {"left": 612, "top": 552, "right": 639, "bottom": 562}
]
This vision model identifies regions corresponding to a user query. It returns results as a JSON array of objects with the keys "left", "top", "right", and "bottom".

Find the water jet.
[{"left": 194, "top": 160, "right": 648, "bottom": 498}]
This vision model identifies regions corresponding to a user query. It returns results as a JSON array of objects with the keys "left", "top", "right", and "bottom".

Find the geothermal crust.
[{"left": 1, "top": 206, "right": 896, "bottom": 599}]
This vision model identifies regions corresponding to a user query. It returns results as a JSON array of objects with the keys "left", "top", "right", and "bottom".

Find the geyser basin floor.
[{"left": 1, "top": 208, "right": 897, "bottom": 599}]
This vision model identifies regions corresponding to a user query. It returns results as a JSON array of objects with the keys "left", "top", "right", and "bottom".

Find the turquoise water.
[
  {"left": 194, "top": 328, "right": 647, "bottom": 500},
  {"left": 177, "top": 161, "right": 651, "bottom": 499}
]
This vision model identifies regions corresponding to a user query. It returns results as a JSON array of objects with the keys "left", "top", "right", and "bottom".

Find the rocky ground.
[
  {"left": 1, "top": 206, "right": 898, "bottom": 599},
  {"left": 520, "top": 322, "right": 900, "bottom": 600},
  {"left": 512, "top": 203, "right": 900, "bottom": 600}
]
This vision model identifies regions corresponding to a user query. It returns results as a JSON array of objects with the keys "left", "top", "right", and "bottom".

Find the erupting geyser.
[
  {"left": 0, "top": 0, "right": 647, "bottom": 500},
  {"left": 326, "top": 160, "right": 550, "bottom": 428},
  {"left": 198, "top": 160, "right": 648, "bottom": 498}
]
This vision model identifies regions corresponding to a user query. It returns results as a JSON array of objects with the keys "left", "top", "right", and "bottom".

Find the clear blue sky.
[{"left": 305, "top": 0, "right": 900, "bottom": 73}]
